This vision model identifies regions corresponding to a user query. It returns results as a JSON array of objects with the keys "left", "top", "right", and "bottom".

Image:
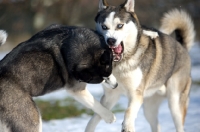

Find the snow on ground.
[
  {"left": 41, "top": 84, "right": 200, "bottom": 132},
  {"left": 0, "top": 43, "right": 200, "bottom": 132}
]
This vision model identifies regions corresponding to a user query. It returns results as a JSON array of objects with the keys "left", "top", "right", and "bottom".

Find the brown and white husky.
[{"left": 86, "top": 0, "right": 195, "bottom": 132}]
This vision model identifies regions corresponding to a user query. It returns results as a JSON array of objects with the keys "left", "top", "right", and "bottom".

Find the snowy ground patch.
[{"left": 41, "top": 84, "right": 200, "bottom": 132}]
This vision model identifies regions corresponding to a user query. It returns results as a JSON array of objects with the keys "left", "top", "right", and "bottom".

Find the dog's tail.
[
  {"left": 0, "top": 30, "right": 7, "bottom": 46},
  {"left": 160, "top": 9, "right": 195, "bottom": 51}
]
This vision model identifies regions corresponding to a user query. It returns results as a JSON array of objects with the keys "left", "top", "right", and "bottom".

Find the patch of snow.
[{"left": 42, "top": 84, "right": 200, "bottom": 132}]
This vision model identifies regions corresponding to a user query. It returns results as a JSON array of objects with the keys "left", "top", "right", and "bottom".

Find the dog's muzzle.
[{"left": 106, "top": 38, "right": 124, "bottom": 62}]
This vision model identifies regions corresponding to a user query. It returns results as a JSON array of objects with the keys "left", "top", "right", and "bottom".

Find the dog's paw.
[
  {"left": 121, "top": 122, "right": 135, "bottom": 132},
  {"left": 101, "top": 110, "right": 116, "bottom": 123},
  {"left": 143, "top": 30, "right": 159, "bottom": 39}
]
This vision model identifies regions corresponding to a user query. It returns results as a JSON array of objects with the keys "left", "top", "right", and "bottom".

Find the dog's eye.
[
  {"left": 102, "top": 25, "right": 108, "bottom": 30},
  {"left": 117, "top": 24, "right": 124, "bottom": 29}
]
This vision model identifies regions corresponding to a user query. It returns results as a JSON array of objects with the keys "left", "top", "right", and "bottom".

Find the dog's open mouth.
[{"left": 109, "top": 42, "right": 124, "bottom": 62}]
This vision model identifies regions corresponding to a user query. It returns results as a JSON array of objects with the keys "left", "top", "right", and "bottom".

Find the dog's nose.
[{"left": 107, "top": 38, "right": 116, "bottom": 46}]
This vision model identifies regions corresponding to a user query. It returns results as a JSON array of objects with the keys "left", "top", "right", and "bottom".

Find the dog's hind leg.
[
  {"left": 166, "top": 75, "right": 191, "bottom": 132},
  {"left": 179, "top": 78, "right": 191, "bottom": 125},
  {"left": 6, "top": 96, "right": 42, "bottom": 132},
  {"left": 66, "top": 83, "right": 116, "bottom": 124},
  {"left": 143, "top": 92, "right": 165, "bottom": 132},
  {"left": 85, "top": 86, "right": 121, "bottom": 132}
]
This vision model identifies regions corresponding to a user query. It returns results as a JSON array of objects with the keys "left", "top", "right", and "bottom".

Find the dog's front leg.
[
  {"left": 85, "top": 85, "right": 121, "bottom": 132},
  {"left": 66, "top": 83, "right": 116, "bottom": 124},
  {"left": 122, "top": 89, "right": 143, "bottom": 132}
]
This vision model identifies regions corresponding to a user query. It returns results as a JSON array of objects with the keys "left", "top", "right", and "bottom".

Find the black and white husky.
[
  {"left": 0, "top": 25, "right": 118, "bottom": 132},
  {"left": 85, "top": 0, "right": 195, "bottom": 132}
]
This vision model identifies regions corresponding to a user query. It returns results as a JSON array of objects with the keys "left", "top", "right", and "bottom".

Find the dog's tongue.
[{"left": 113, "top": 44, "right": 122, "bottom": 54}]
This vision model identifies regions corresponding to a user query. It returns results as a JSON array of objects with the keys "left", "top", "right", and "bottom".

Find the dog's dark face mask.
[
  {"left": 73, "top": 49, "right": 113, "bottom": 83},
  {"left": 61, "top": 28, "right": 113, "bottom": 84}
]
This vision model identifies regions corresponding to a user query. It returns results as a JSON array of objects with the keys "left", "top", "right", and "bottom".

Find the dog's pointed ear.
[
  {"left": 122, "top": 0, "right": 135, "bottom": 12},
  {"left": 98, "top": 0, "right": 108, "bottom": 12}
]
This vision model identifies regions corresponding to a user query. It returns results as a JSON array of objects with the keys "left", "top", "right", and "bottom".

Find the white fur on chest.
[
  {"left": 113, "top": 64, "right": 167, "bottom": 98},
  {"left": 113, "top": 67, "right": 143, "bottom": 91}
]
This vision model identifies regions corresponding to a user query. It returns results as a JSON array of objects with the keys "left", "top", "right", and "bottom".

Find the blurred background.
[
  {"left": 0, "top": 0, "right": 200, "bottom": 131},
  {"left": 0, "top": 0, "right": 199, "bottom": 51}
]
